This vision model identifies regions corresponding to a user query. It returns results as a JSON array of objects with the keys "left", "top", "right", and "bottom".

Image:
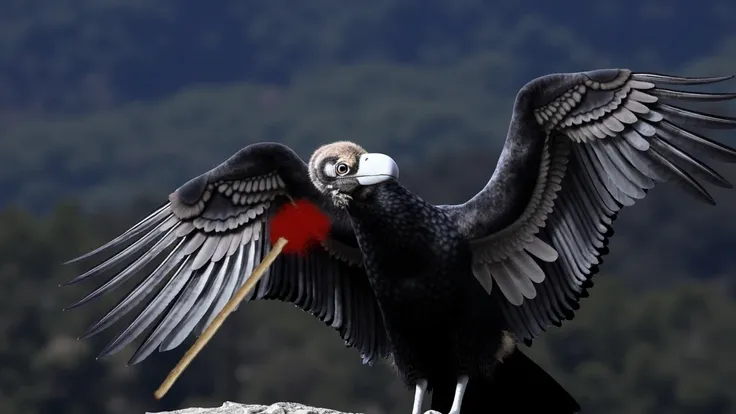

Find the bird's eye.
[{"left": 335, "top": 163, "right": 350, "bottom": 176}]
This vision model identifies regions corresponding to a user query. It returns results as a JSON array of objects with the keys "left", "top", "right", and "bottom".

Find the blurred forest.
[{"left": 1, "top": 1, "right": 736, "bottom": 414}]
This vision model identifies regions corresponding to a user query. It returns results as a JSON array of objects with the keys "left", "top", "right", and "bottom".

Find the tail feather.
[{"left": 430, "top": 349, "right": 580, "bottom": 414}]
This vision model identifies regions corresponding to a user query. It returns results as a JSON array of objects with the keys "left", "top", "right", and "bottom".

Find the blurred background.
[{"left": 1, "top": 1, "right": 736, "bottom": 413}]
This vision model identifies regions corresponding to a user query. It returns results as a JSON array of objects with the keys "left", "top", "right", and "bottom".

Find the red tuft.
[{"left": 269, "top": 199, "right": 332, "bottom": 255}]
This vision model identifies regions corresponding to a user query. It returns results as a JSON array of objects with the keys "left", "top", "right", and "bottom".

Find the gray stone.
[
  {"left": 147, "top": 402, "right": 357, "bottom": 414},
  {"left": 147, "top": 401, "right": 442, "bottom": 414}
]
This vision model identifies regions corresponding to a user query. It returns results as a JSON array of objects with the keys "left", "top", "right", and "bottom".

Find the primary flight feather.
[{"left": 65, "top": 69, "right": 736, "bottom": 414}]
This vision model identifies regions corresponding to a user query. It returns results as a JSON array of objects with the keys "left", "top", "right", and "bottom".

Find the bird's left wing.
[
  {"left": 439, "top": 69, "right": 736, "bottom": 344},
  {"left": 63, "top": 142, "right": 390, "bottom": 365}
]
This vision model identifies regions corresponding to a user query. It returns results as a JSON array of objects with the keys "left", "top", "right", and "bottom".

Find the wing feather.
[
  {"left": 159, "top": 255, "right": 229, "bottom": 353},
  {"left": 65, "top": 143, "right": 391, "bottom": 365},
  {"left": 130, "top": 260, "right": 214, "bottom": 363},
  {"left": 441, "top": 69, "right": 736, "bottom": 344}
]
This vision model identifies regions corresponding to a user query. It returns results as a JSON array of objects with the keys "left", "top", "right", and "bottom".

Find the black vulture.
[{"left": 65, "top": 69, "right": 736, "bottom": 414}]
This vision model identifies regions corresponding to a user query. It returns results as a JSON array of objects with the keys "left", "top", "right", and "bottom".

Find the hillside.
[{"left": 1, "top": 0, "right": 735, "bottom": 114}]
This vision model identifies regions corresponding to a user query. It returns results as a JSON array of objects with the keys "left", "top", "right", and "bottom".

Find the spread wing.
[
  {"left": 439, "top": 69, "right": 736, "bottom": 345},
  {"left": 64, "top": 142, "right": 390, "bottom": 365}
]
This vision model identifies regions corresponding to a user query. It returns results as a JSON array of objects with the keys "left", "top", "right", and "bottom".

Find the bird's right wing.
[{"left": 64, "top": 142, "right": 391, "bottom": 365}]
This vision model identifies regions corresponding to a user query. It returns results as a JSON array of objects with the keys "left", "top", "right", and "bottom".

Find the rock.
[
  {"left": 147, "top": 402, "right": 358, "bottom": 414},
  {"left": 147, "top": 401, "right": 443, "bottom": 414}
]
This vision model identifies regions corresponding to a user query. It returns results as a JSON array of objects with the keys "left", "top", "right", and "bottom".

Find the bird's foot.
[{"left": 330, "top": 190, "right": 352, "bottom": 208}]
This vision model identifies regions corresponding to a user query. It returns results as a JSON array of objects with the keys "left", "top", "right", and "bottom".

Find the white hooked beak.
[{"left": 354, "top": 153, "right": 399, "bottom": 185}]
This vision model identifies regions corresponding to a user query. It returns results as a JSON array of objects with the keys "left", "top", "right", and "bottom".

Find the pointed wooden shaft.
[{"left": 154, "top": 237, "right": 289, "bottom": 399}]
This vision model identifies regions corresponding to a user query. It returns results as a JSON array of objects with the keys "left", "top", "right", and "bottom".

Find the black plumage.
[
  {"left": 347, "top": 181, "right": 576, "bottom": 413},
  {"left": 349, "top": 181, "right": 505, "bottom": 382},
  {"left": 64, "top": 69, "right": 736, "bottom": 414}
]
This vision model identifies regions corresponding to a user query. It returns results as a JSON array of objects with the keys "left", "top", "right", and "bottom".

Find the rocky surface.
[
  {"left": 147, "top": 402, "right": 350, "bottom": 414},
  {"left": 147, "top": 401, "right": 442, "bottom": 414}
]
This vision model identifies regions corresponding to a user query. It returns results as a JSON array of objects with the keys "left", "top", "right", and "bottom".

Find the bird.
[{"left": 63, "top": 69, "right": 736, "bottom": 414}]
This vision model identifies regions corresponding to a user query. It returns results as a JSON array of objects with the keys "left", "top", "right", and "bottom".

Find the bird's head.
[{"left": 308, "top": 141, "right": 399, "bottom": 207}]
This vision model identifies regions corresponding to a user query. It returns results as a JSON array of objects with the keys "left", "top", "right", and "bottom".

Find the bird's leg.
[
  {"left": 448, "top": 375, "right": 469, "bottom": 414},
  {"left": 412, "top": 379, "right": 428, "bottom": 414}
]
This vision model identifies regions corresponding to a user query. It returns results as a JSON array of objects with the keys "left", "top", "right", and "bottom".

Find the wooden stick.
[{"left": 154, "top": 237, "right": 289, "bottom": 400}]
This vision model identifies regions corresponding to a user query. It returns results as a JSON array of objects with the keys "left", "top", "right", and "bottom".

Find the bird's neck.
[
  {"left": 346, "top": 180, "right": 438, "bottom": 249},
  {"left": 349, "top": 180, "right": 425, "bottom": 220}
]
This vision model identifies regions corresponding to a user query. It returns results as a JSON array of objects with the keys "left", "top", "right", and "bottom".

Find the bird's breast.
[{"left": 347, "top": 182, "right": 473, "bottom": 309}]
